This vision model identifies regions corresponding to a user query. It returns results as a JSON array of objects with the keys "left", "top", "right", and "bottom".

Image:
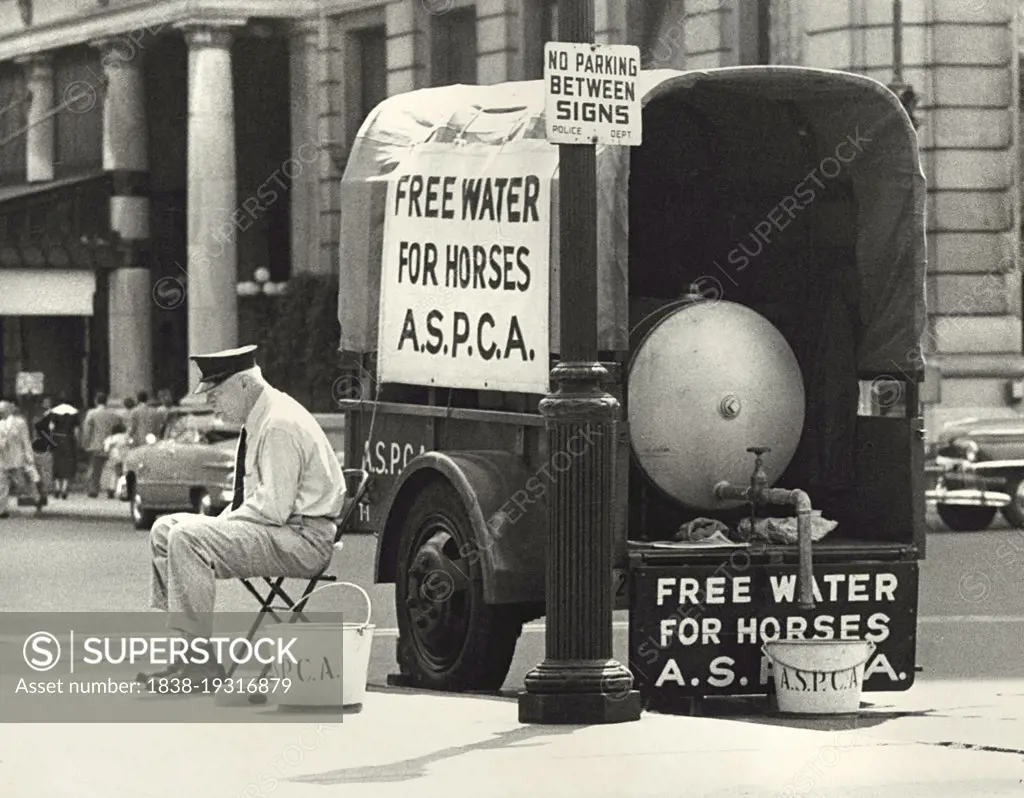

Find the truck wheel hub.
[{"left": 406, "top": 531, "right": 464, "bottom": 644}]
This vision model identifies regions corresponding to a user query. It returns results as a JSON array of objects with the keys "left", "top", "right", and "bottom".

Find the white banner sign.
[{"left": 378, "top": 143, "right": 557, "bottom": 393}]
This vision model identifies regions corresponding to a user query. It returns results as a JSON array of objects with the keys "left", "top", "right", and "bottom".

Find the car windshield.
[{"left": 164, "top": 412, "right": 241, "bottom": 445}]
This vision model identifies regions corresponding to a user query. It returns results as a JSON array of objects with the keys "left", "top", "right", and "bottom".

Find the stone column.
[
  {"left": 16, "top": 53, "right": 54, "bottom": 182},
  {"left": 770, "top": 0, "right": 805, "bottom": 65},
  {"left": 289, "top": 20, "right": 322, "bottom": 275},
  {"left": 94, "top": 36, "right": 153, "bottom": 400},
  {"left": 386, "top": 1, "right": 425, "bottom": 95},
  {"left": 477, "top": 2, "right": 515, "bottom": 83},
  {"left": 179, "top": 23, "right": 240, "bottom": 387}
]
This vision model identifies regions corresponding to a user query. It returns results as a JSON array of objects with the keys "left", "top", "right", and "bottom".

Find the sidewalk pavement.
[
  {"left": 1, "top": 680, "right": 1022, "bottom": 798},
  {"left": 8, "top": 493, "right": 130, "bottom": 522}
]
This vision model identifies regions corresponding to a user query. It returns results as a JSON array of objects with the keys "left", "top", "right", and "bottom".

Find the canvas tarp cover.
[{"left": 338, "top": 66, "right": 926, "bottom": 375}]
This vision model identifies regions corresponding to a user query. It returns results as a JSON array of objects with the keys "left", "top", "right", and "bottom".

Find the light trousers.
[
  {"left": 149, "top": 512, "right": 336, "bottom": 638},
  {"left": 0, "top": 471, "right": 10, "bottom": 514}
]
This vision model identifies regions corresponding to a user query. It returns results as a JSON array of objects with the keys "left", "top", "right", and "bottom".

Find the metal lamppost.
[
  {"left": 889, "top": 0, "right": 920, "bottom": 129},
  {"left": 518, "top": 0, "right": 641, "bottom": 724}
]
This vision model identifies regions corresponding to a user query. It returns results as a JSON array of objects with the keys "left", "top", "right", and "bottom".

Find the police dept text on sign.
[
  {"left": 544, "top": 42, "right": 641, "bottom": 146},
  {"left": 378, "top": 143, "right": 556, "bottom": 394}
]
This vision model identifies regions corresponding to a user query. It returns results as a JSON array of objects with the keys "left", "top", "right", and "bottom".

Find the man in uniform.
[{"left": 138, "top": 345, "right": 345, "bottom": 684}]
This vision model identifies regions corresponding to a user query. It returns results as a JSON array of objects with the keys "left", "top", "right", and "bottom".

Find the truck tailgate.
[{"left": 626, "top": 543, "right": 918, "bottom": 698}]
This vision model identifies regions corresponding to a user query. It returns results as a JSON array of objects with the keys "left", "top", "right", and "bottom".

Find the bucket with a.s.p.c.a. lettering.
[
  {"left": 762, "top": 639, "right": 875, "bottom": 715},
  {"left": 263, "top": 582, "right": 376, "bottom": 711}
]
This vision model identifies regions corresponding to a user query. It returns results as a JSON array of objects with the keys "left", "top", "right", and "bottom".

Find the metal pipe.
[
  {"left": 892, "top": 0, "right": 903, "bottom": 85},
  {"left": 791, "top": 489, "right": 814, "bottom": 611},
  {"left": 714, "top": 483, "right": 817, "bottom": 611}
]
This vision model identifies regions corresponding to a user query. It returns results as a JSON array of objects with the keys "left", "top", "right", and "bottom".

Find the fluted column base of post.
[
  {"left": 518, "top": 361, "right": 640, "bottom": 725},
  {"left": 519, "top": 658, "right": 640, "bottom": 724}
]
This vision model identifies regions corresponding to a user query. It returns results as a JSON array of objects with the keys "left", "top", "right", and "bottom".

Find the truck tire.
[
  {"left": 936, "top": 504, "right": 995, "bottom": 532},
  {"left": 1000, "top": 478, "right": 1024, "bottom": 528},
  {"left": 395, "top": 480, "right": 523, "bottom": 692}
]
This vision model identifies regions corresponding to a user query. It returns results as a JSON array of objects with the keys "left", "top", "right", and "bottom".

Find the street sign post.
[
  {"left": 544, "top": 41, "right": 642, "bottom": 146},
  {"left": 519, "top": 1, "right": 642, "bottom": 725}
]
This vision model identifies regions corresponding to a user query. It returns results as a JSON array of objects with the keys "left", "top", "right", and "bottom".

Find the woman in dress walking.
[{"left": 36, "top": 397, "right": 79, "bottom": 499}]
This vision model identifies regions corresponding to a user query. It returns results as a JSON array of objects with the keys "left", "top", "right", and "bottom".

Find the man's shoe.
[
  {"left": 135, "top": 662, "right": 185, "bottom": 685},
  {"left": 136, "top": 661, "right": 227, "bottom": 694}
]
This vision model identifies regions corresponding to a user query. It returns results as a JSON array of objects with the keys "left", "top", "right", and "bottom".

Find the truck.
[{"left": 334, "top": 65, "right": 927, "bottom": 709}]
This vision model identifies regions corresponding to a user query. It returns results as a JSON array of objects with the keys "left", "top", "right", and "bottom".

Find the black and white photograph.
[{"left": 0, "top": 0, "right": 1022, "bottom": 795}]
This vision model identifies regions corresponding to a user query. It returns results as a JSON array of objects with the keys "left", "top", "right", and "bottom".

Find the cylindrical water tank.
[{"left": 627, "top": 299, "right": 805, "bottom": 511}]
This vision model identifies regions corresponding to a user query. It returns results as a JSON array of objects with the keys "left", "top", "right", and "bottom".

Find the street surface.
[
  {"left": 2, "top": 498, "right": 1023, "bottom": 687},
  {"left": 0, "top": 499, "right": 1023, "bottom": 797}
]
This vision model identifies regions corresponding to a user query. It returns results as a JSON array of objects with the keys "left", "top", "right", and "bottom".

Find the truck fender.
[{"left": 374, "top": 450, "right": 546, "bottom": 605}]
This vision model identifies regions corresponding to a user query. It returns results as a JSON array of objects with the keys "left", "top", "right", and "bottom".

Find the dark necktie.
[{"left": 231, "top": 428, "right": 247, "bottom": 510}]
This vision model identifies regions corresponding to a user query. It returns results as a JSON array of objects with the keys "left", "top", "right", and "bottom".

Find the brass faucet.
[
  {"left": 714, "top": 447, "right": 817, "bottom": 610},
  {"left": 747, "top": 446, "right": 770, "bottom": 535}
]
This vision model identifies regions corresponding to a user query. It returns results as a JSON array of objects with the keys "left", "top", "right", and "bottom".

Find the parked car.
[
  {"left": 121, "top": 406, "right": 240, "bottom": 529},
  {"left": 926, "top": 415, "right": 1024, "bottom": 531}
]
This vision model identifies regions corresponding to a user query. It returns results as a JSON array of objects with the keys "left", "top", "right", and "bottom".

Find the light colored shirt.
[
  {"left": 0, "top": 416, "right": 19, "bottom": 469},
  {"left": 81, "top": 405, "right": 122, "bottom": 452},
  {"left": 127, "top": 403, "right": 166, "bottom": 445},
  {"left": 0, "top": 415, "right": 34, "bottom": 470},
  {"left": 104, "top": 432, "right": 130, "bottom": 458},
  {"left": 224, "top": 385, "right": 345, "bottom": 527}
]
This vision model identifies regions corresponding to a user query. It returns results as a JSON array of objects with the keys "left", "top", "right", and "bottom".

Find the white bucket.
[
  {"left": 762, "top": 639, "right": 875, "bottom": 715},
  {"left": 263, "top": 581, "right": 375, "bottom": 710}
]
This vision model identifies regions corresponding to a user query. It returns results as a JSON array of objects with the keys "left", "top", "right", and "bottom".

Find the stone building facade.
[
  {"left": 0, "top": 0, "right": 1017, "bottom": 434},
  {"left": 312, "top": 0, "right": 1021, "bottom": 439},
  {"left": 0, "top": 0, "right": 313, "bottom": 404}
]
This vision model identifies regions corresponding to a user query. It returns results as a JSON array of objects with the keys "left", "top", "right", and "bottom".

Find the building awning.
[
  {"left": 0, "top": 170, "right": 118, "bottom": 270},
  {"left": 0, "top": 169, "right": 109, "bottom": 205},
  {"left": 0, "top": 269, "right": 96, "bottom": 315},
  {"left": 0, "top": 239, "right": 119, "bottom": 270}
]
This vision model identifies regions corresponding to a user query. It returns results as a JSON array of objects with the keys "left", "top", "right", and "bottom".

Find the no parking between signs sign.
[{"left": 544, "top": 42, "right": 642, "bottom": 146}]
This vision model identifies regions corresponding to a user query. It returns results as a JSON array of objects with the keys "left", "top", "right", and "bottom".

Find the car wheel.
[
  {"left": 937, "top": 504, "right": 996, "bottom": 532},
  {"left": 1001, "top": 478, "right": 1024, "bottom": 528},
  {"left": 395, "top": 480, "right": 524, "bottom": 692},
  {"left": 131, "top": 489, "right": 157, "bottom": 530}
]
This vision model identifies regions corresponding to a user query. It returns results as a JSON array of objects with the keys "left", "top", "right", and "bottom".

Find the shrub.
[{"left": 256, "top": 272, "right": 342, "bottom": 412}]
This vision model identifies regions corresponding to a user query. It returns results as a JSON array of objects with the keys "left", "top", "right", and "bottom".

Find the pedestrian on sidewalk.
[
  {"left": 37, "top": 397, "right": 79, "bottom": 500},
  {"left": 126, "top": 391, "right": 165, "bottom": 447},
  {"left": 138, "top": 345, "right": 345, "bottom": 687},
  {"left": 0, "top": 400, "right": 42, "bottom": 516},
  {"left": 7, "top": 401, "right": 44, "bottom": 512},
  {"left": 101, "top": 421, "right": 130, "bottom": 498},
  {"left": 80, "top": 392, "right": 121, "bottom": 499},
  {"left": 155, "top": 389, "right": 176, "bottom": 438},
  {"left": 119, "top": 395, "right": 137, "bottom": 425},
  {"left": 0, "top": 401, "right": 19, "bottom": 517}
]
